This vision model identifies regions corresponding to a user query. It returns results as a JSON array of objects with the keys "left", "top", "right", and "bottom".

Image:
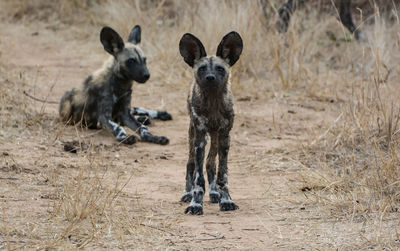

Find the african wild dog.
[
  {"left": 179, "top": 31, "right": 243, "bottom": 215},
  {"left": 277, "top": 0, "right": 365, "bottom": 41},
  {"left": 59, "top": 25, "right": 170, "bottom": 145}
]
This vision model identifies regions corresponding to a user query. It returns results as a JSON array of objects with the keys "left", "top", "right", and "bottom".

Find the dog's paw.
[
  {"left": 209, "top": 192, "right": 220, "bottom": 203},
  {"left": 137, "top": 116, "right": 151, "bottom": 125},
  {"left": 180, "top": 193, "right": 192, "bottom": 203},
  {"left": 219, "top": 201, "right": 239, "bottom": 211},
  {"left": 157, "top": 111, "right": 172, "bottom": 121},
  {"left": 184, "top": 204, "right": 203, "bottom": 215},
  {"left": 158, "top": 136, "right": 169, "bottom": 145},
  {"left": 140, "top": 132, "right": 169, "bottom": 145},
  {"left": 121, "top": 135, "right": 137, "bottom": 145}
]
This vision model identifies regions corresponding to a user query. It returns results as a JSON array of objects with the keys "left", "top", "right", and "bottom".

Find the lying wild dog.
[
  {"left": 59, "top": 25, "right": 170, "bottom": 145},
  {"left": 179, "top": 31, "right": 243, "bottom": 215},
  {"left": 277, "top": 0, "right": 365, "bottom": 41}
]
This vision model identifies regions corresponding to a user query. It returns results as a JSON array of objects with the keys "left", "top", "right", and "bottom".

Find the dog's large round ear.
[
  {"left": 179, "top": 33, "right": 207, "bottom": 67},
  {"left": 128, "top": 25, "right": 141, "bottom": 44},
  {"left": 216, "top": 31, "right": 243, "bottom": 66},
  {"left": 100, "top": 26, "right": 125, "bottom": 56}
]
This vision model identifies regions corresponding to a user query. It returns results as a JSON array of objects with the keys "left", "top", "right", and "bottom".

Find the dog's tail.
[
  {"left": 59, "top": 88, "right": 86, "bottom": 124},
  {"left": 59, "top": 90, "right": 73, "bottom": 123}
]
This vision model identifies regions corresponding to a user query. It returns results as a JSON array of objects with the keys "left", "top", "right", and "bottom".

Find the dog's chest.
[
  {"left": 112, "top": 84, "right": 132, "bottom": 102},
  {"left": 109, "top": 86, "right": 132, "bottom": 115},
  {"left": 191, "top": 99, "right": 233, "bottom": 132}
]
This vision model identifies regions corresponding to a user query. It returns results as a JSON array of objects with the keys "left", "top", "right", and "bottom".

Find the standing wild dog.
[
  {"left": 59, "top": 25, "right": 170, "bottom": 145},
  {"left": 276, "top": 0, "right": 364, "bottom": 41},
  {"left": 179, "top": 31, "right": 243, "bottom": 215}
]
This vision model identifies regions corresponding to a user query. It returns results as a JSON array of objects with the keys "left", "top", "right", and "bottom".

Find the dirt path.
[{"left": 0, "top": 21, "right": 351, "bottom": 250}]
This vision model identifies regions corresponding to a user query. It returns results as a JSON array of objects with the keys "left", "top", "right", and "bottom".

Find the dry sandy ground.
[{"left": 0, "top": 17, "right": 398, "bottom": 250}]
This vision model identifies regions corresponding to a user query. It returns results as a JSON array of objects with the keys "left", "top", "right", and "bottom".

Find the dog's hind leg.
[
  {"left": 130, "top": 107, "right": 173, "bottom": 121},
  {"left": 184, "top": 129, "right": 206, "bottom": 215},
  {"left": 276, "top": 0, "right": 296, "bottom": 33},
  {"left": 181, "top": 123, "right": 195, "bottom": 202},
  {"left": 339, "top": 0, "right": 364, "bottom": 41}
]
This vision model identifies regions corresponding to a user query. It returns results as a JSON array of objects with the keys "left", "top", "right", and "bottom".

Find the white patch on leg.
[
  {"left": 139, "top": 125, "right": 150, "bottom": 137},
  {"left": 219, "top": 183, "right": 229, "bottom": 190},
  {"left": 148, "top": 110, "right": 158, "bottom": 119},
  {"left": 209, "top": 191, "right": 219, "bottom": 196},
  {"left": 189, "top": 201, "right": 202, "bottom": 207},
  {"left": 116, "top": 128, "right": 127, "bottom": 141},
  {"left": 191, "top": 108, "right": 207, "bottom": 131},
  {"left": 135, "top": 107, "right": 158, "bottom": 118},
  {"left": 220, "top": 197, "right": 233, "bottom": 204},
  {"left": 209, "top": 179, "right": 218, "bottom": 195},
  {"left": 209, "top": 178, "right": 216, "bottom": 188},
  {"left": 109, "top": 120, "right": 126, "bottom": 141},
  {"left": 190, "top": 187, "right": 204, "bottom": 207},
  {"left": 194, "top": 172, "right": 200, "bottom": 182},
  {"left": 108, "top": 120, "right": 119, "bottom": 130},
  {"left": 193, "top": 187, "right": 203, "bottom": 194}
]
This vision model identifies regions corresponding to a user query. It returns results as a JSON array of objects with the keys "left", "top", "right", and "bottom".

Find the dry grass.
[
  {"left": 1, "top": 0, "right": 400, "bottom": 249},
  {"left": 297, "top": 7, "right": 400, "bottom": 204}
]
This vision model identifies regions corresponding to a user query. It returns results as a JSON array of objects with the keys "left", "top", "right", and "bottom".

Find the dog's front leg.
[
  {"left": 121, "top": 110, "right": 169, "bottom": 145},
  {"left": 181, "top": 123, "right": 195, "bottom": 202},
  {"left": 217, "top": 131, "right": 239, "bottom": 211},
  {"left": 206, "top": 132, "right": 219, "bottom": 203},
  {"left": 184, "top": 129, "right": 206, "bottom": 215},
  {"left": 98, "top": 112, "right": 136, "bottom": 145}
]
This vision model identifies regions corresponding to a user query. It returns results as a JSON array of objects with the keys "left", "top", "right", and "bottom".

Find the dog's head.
[
  {"left": 100, "top": 25, "right": 150, "bottom": 83},
  {"left": 179, "top": 31, "right": 243, "bottom": 90}
]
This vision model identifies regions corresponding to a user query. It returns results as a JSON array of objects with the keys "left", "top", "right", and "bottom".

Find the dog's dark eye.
[
  {"left": 198, "top": 66, "right": 207, "bottom": 71},
  {"left": 216, "top": 66, "right": 225, "bottom": 73},
  {"left": 126, "top": 58, "right": 136, "bottom": 67},
  {"left": 142, "top": 57, "right": 147, "bottom": 64}
]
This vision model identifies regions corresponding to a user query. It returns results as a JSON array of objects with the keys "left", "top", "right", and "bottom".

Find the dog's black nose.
[
  {"left": 143, "top": 72, "right": 150, "bottom": 80},
  {"left": 206, "top": 74, "right": 215, "bottom": 81}
]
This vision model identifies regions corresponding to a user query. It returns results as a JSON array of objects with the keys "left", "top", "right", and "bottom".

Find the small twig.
[
  {"left": 242, "top": 228, "right": 260, "bottom": 231},
  {"left": 202, "top": 221, "right": 231, "bottom": 225},
  {"left": 23, "top": 90, "right": 58, "bottom": 104},
  {"left": 201, "top": 232, "right": 222, "bottom": 238},
  {"left": 195, "top": 235, "right": 225, "bottom": 241},
  {"left": 139, "top": 223, "right": 180, "bottom": 237}
]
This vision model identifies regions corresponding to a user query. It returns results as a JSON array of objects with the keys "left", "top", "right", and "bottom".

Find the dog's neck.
[
  {"left": 192, "top": 82, "right": 232, "bottom": 114},
  {"left": 196, "top": 80, "right": 230, "bottom": 101},
  {"left": 108, "top": 59, "right": 133, "bottom": 90}
]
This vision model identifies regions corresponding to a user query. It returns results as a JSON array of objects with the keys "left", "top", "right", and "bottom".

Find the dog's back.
[
  {"left": 59, "top": 57, "right": 115, "bottom": 127},
  {"left": 59, "top": 87, "right": 86, "bottom": 125},
  {"left": 59, "top": 74, "right": 99, "bottom": 126}
]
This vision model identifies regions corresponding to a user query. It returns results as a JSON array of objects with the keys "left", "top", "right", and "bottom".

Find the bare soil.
[{"left": 0, "top": 15, "right": 398, "bottom": 250}]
